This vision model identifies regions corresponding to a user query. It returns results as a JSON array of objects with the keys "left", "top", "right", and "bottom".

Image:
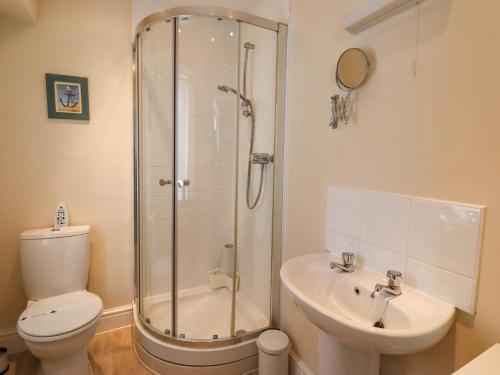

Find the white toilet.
[{"left": 16, "top": 225, "right": 103, "bottom": 375}]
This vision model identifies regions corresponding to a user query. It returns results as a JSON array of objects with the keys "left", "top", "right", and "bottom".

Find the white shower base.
[
  {"left": 133, "top": 286, "right": 269, "bottom": 374},
  {"left": 143, "top": 285, "right": 268, "bottom": 340}
]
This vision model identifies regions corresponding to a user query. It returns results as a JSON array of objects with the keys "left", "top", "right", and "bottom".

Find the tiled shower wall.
[{"left": 325, "top": 186, "right": 485, "bottom": 314}]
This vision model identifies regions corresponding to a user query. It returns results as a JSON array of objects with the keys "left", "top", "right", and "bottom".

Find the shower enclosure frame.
[{"left": 133, "top": 6, "right": 287, "bottom": 350}]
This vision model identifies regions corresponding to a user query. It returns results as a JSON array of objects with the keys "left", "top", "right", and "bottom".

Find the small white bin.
[{"left": 257, "top": 330, "right": 290, "bottom": 375}]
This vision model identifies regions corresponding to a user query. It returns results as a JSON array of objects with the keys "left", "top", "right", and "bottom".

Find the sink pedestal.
[{"left": 319, "top": 331, "right": 380, "bottom": 375}]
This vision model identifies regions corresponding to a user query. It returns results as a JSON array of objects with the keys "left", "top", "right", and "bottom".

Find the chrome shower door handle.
[
  {"left": 176, "top": 179, "right": 190, "bottom": 188},
  {"left": 159, "top": 179, "right": 172, "bottom": 186}
]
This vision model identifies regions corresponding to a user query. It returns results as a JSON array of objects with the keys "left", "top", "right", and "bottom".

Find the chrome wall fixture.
[{"left": 330, "top": 48, "right": 370, "bottom": 129}]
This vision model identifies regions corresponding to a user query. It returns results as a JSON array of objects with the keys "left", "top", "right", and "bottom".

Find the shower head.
[
  {"left": 217, "top": 84, "right": 253, "bottom": 117},
  {"left": 244, "top": 42, "right": 255, "bottom": 50}
]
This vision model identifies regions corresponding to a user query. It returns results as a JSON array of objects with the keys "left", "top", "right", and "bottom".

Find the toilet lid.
[{"left": 17, "top": 291, "right": 102, "bottom": 338}]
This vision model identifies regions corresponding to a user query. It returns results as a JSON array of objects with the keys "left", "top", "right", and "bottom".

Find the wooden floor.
[{"left": 7, "top": 326, "right": 153, "bottom": 375}]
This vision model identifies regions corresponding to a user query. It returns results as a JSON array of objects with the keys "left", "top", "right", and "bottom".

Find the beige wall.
[
  {"left": 283, "top": 0, "right": 500, "bottom": 374},
  {"left": 0, "top": 0, "right": 133, "bottom": 331}
]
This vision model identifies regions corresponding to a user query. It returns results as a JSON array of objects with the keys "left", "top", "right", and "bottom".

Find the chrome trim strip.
[
  {"left": 172, "top": 16, "right": 178, "bottom": 339},
  {"left": 132, "top": 33, "right": 141, "bottom": 310},
  {"left": 230, "top": 22, "right": 242, "bottom": 338},
  {"left": 271, "top": 23, "right": 288, "bottom": 327},
  {"left": 135, "top": 6, "right": 282, "bottom": 35}
]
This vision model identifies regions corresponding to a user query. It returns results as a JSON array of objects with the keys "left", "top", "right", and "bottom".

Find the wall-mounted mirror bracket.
[{"left": 330, "top": 48, "right": 370, "bottom": 129}]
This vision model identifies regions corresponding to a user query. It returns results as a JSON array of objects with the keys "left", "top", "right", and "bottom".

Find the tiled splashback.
[{"left": 325, "top": 187, "right": 485, "bottom": 314}]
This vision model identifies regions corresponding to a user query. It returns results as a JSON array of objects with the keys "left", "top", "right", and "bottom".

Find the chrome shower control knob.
[
  {"left": 176, "top": 179, "right": 190, "bottom": 188},
  {"left": 159, "top": 179, "right": 172, "bottom": 186}
]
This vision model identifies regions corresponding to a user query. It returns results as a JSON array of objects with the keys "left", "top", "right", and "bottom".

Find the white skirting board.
[
  {"left": 0, "top": 304, "right": 133, "bottom": 354},
  {"left": 0, "top": 328, "right": 26, "bottom": 354},
  {"left": 290, "top": 351, "right": 315, "bottom": 375},
  {"left": 96, "top": 304, "right": 133, "bottom": 333}
]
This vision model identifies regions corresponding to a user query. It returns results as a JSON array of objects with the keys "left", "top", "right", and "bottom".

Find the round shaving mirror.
[{"left": 336, "top": 48, "right": 370, "bottom": 91}]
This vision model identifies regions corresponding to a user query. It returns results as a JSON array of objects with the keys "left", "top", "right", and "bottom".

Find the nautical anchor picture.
[
  {"left": 46, "top": 73, "right": 90, "bottom": 120},
  {"left": 55, "top": 82, "right": 82, "bottom": 114}
]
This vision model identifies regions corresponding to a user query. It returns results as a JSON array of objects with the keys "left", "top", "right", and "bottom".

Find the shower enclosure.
[{"left": 132, "top": 7, "right": 287, "bottom": 373}]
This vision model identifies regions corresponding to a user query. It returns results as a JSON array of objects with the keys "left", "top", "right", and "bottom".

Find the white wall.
[
  {"left": 283, "top": 0, "right": 500, "bottom": 373},
  {"left": 0, "top": 0, "right": 133, "bottom": 331},
  {"left": 132, "top": 0, "right": 289, "bottom": 33}
]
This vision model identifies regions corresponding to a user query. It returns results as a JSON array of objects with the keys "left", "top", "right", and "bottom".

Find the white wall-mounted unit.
[{"left": 343, "top": 0, "right": 425, "bottom": 34}]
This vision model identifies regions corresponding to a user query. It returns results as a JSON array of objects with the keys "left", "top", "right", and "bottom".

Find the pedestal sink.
[{"left": 280, "top": 252, "right": 455, "bottom": 375}]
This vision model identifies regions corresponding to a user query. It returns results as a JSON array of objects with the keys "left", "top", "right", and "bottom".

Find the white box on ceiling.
[{"left": 344, "top": 0, "right": 426, "bottom": 34}]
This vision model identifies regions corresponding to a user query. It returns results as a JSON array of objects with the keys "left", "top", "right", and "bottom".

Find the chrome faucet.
[
  {"left": 371, "top": 270, "right": 402, "bottom": 298},
  {"left": 330, "top": 252, "right": 355, "bottom": 273}
]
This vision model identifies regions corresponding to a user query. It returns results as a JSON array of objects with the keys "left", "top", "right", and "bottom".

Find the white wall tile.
[
  {"left": 408, "top": 199, "right": 483, "bottom": 278},
  {"left": 358, "top": 241, "right": 406, "bottom": 276},
  {"left": 146, "top": 218, "right": 172, "bottom": 247},
  {"left": 361, "top": 192, "right": 410, "bottom": 254},
  {"left": 146, "top": 193, "right": 172, "bottom": 221},
  {"left": 177, "top": 192, "right": 209, "bottom": 218},
  {"left": 326, "top": 187, "right": 362, "bottom": 238},
  {"left": 324, "top": 186, "right": 485, "bottom": 314},
  {"left": 146, "top": 111, "right": 172, "bottom": 141},
  {"left": 146, "top": 82, "right": 172, "bottom": 115},
  {"left": 324, "top": 230, "right": 360, "bottom": 258},
  {"left": 146, "top": 138, "right": 173, "bottom": 166},
  {"left": 405, "top": 258, "right": 476, "bottom": 313}
]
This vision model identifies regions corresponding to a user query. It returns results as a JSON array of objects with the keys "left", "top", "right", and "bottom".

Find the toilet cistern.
[{"left": 18, "top": 224, "right": 102, "bottom": 375}]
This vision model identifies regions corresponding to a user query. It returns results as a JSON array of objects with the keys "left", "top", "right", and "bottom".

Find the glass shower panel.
[
  {"left": 139, "top": 20, "right": 174, "bottom": 335},
  {"left": 235, "top": 22, "right": 278, "bottom": 334},
  {"left": 175, "top": 16, "right": 240, "bottom": 340}
]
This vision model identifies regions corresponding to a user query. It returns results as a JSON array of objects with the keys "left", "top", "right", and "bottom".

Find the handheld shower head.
[
  {"left": 217, "top": 84, "right": 228, "bottom": 93},
  {"left": 217, "top": 85, "right": 237, "bottom": 95}
]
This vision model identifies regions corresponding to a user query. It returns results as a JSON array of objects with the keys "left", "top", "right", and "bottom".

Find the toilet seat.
[{"left": 17, "top": 290, "right": 102, "bottom": 343}]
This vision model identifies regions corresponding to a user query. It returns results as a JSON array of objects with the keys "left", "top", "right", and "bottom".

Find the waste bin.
[{"left": 257, "top": 330, "right": 290, "bottom": 375}]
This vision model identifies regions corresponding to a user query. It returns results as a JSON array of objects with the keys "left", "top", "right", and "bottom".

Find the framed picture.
[{"left": 45, "top": 73, "right": 89, "bottom": 120}]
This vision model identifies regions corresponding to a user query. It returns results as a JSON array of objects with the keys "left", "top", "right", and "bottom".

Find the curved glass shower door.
[
  {"left": 174, "top": 15, "right": 239, "bottom": 340},
  {"left": 135, "top": 9, "right": 283, "bottom": 345},
  {"left": 137, "top": 19, "right": 174, "bottom": 335}
]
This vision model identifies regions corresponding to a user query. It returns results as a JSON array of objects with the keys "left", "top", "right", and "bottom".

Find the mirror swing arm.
[{"left": 330, "top": 48, "right": 370, "bottom": 129}]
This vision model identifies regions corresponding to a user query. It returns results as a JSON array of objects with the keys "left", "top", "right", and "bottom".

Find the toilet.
[{"left": 16, "top": 225, "right": 102, "bottom": 375}]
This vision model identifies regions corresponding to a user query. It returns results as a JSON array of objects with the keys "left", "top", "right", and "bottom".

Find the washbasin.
[{"left": 280, "top": 252, "right": 455, "bottom": 374}]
